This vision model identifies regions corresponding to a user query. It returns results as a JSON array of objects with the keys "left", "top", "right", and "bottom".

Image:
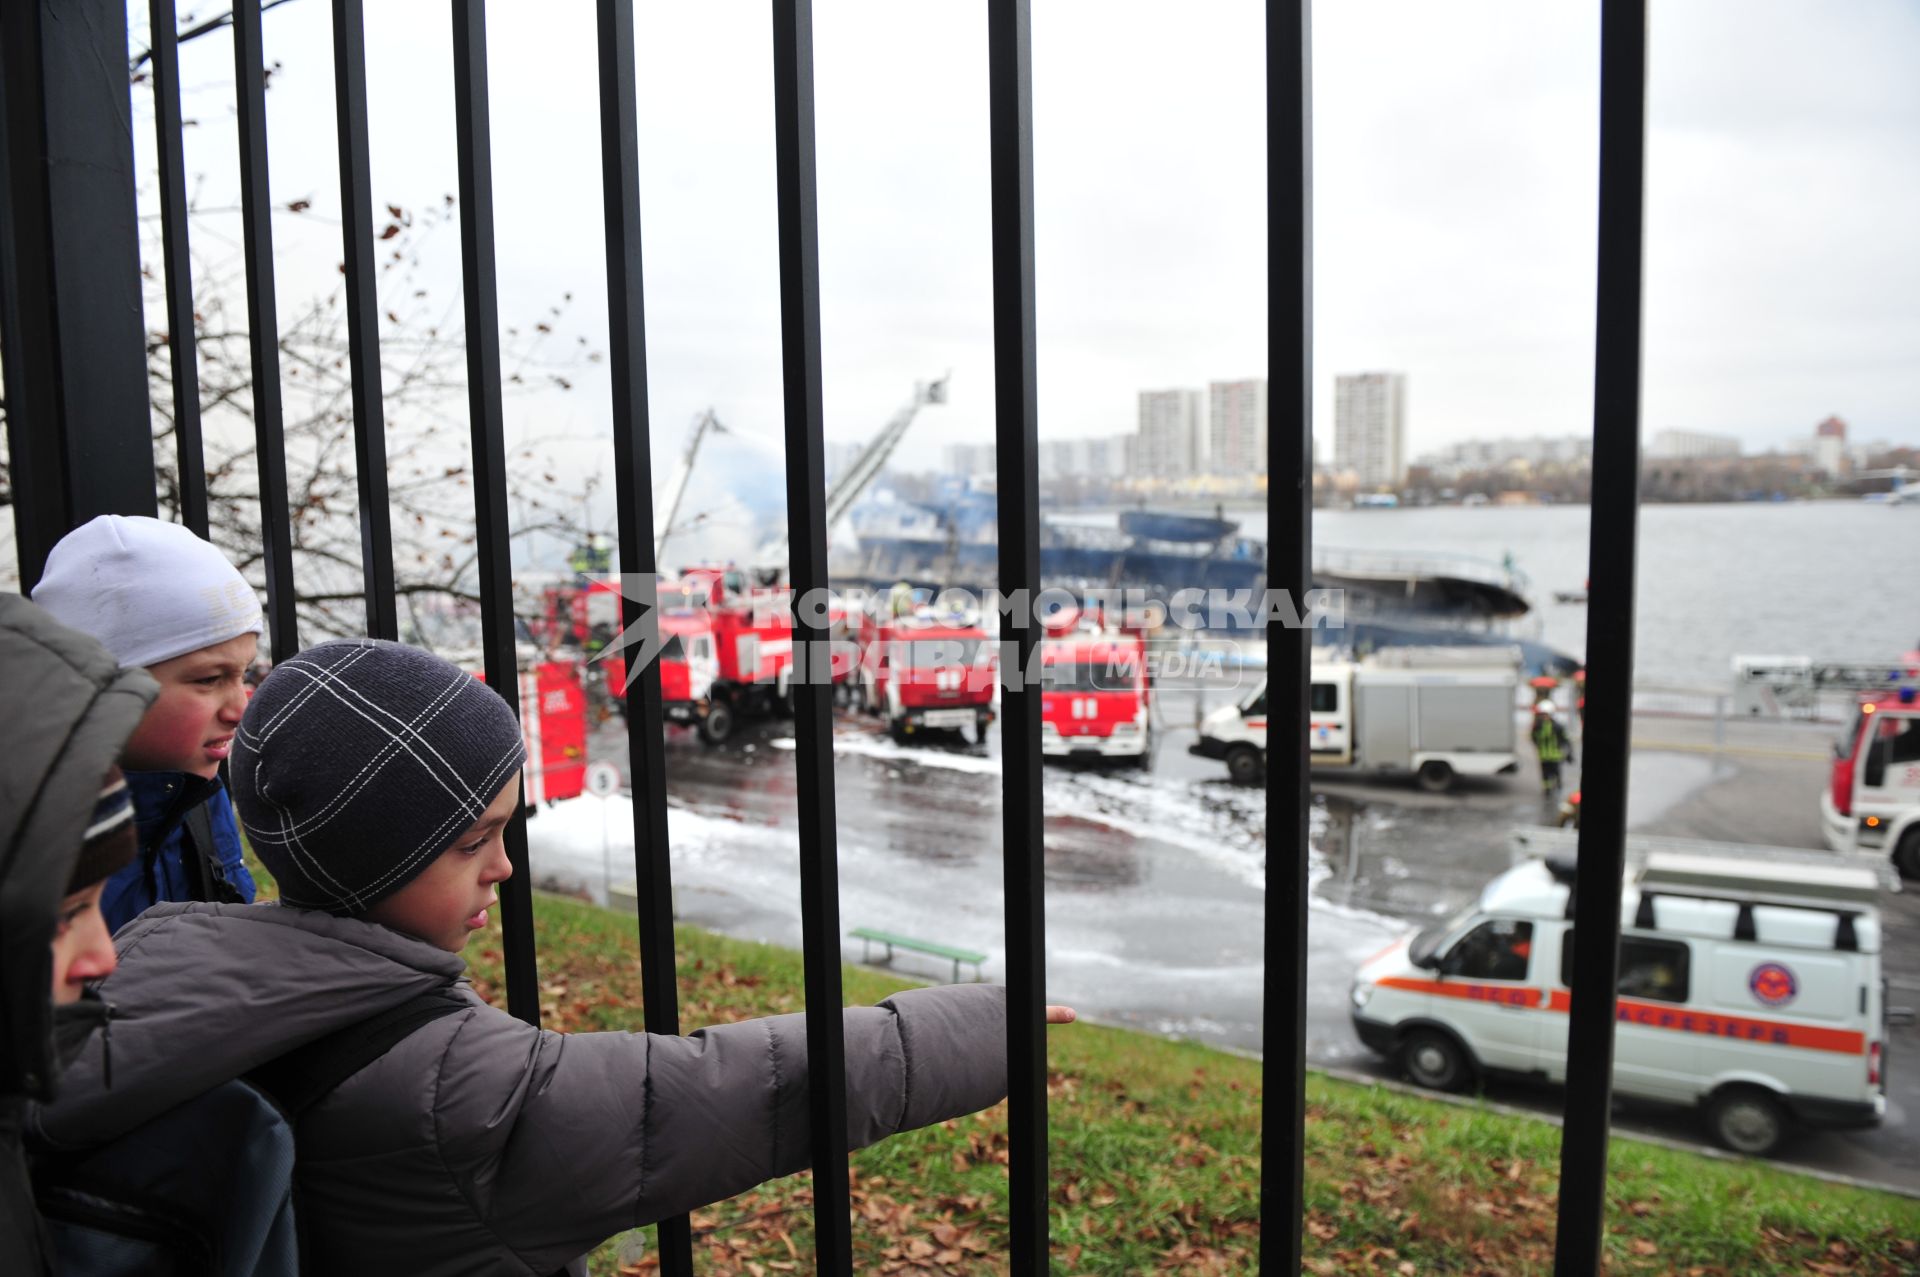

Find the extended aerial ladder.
[
  {"left": 1732, "top": 654, "right": 1920, "bottom": 716},
  {"left": 654, "top": 408, "right": 727, "bottom": 563},
  {"left": 755, "top": 374, "right": 949, "bottom": 569},
  {"left": 823, "top": 375, "right": 949, "bottom": 531}
]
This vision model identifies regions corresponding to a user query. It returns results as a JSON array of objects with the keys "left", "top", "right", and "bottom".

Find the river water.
[{"left": 1166, "top": 501, "right": 1920, "bottom": 688}]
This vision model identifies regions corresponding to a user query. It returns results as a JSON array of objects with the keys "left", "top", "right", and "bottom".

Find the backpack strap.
[
  {"left": 244, "top": 992, "right": 580, "bottom": 1277},
  {"left": 181, "top": 801, "right": 247, "bottom": 905},
  {"left": 245, "top": 988, "right": 471, "bottom": 1123}
]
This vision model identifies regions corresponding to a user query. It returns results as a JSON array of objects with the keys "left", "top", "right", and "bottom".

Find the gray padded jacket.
[{"left": 33, "top": 901, "right": 1008, "bottom": 1275}]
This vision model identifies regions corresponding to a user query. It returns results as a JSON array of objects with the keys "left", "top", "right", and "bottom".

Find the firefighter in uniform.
[{"left": 1532, "top": 698, "right": 1572, "bottom": 795}]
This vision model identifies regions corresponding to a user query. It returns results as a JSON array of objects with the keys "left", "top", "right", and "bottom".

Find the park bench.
[{"left": 849, "top": 927, "right": 986, "bottom": 984}]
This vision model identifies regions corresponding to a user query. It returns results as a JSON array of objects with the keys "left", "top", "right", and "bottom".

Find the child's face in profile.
[
  {"left": 122, "top": 632, "right": 258, "bottom": 777},
  {"left": 51, "top": 881, "right": 116, "bottom": 1003},
  {"left": 365, "top": 777, "right": 519, "bottom": 952}
]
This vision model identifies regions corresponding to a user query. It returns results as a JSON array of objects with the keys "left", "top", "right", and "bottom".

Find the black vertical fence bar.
[
  {"left": 769, "top": 2, "right": 853, "bottom": 1268},
  {"left": 451, "top": 0, "right": 540, "bottom": 1028},
  {"left": 986, "top": 2, "right": 1048, "bottom": 1268},
  {"left": 149, "top": 0, "right": 208, "bottom": 539},
  {"left": 1553, "top": 2, "right": 1647, "bottom": 1272},
  {"left": 1, "top": 0, "right": 156, "bottom": 591},
  {"left": 594, "top": 4, "right": 693, "bottom": 1272},
  {"left": 0, "top": 55, "right": 21, "bottom": 576},
  {"left": 331, "top": 0, "right": 397, "bottom": 641},
  {"left": 1261, "top": 1, "right": 1312, "bottom": 1270},
  {"left": 232, "top": 0, "right": 300, "bottom": 662}
]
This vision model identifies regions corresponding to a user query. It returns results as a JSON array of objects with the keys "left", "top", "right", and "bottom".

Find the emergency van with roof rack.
[
  {"left": 1349, "top": 845, "right": 1887, "bottom": 1156},
  {"left": 1190, "top": 646, "right": 1521, "bottom": 792}
]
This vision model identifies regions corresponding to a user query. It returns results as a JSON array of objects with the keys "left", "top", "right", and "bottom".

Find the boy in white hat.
[{"left": 32, "top": 515, "right": 265, "bottom": 931}]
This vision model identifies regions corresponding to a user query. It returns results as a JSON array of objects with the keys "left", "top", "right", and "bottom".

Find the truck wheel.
[
  {"left": 1416, "top": 760, "right": 1455, "bottom": 793},
  {"left": 1707, "top": 1087, "right": 1787, "bottom": 1156},
  {"left": 887, "top": 719, "right": 908, "bottom": 745},
  {"left": 1226, "top": 745, "right": 1263, "bottom": 786},
  {"left": 1894, "top": 829, "right": 1920, "bottom": 882},
  {"left": 1400, "top": 1029, "right": 1470, "bottom": 1092},
  {"left": 699, "top": 702, "right": 735, "bottom": 745}
]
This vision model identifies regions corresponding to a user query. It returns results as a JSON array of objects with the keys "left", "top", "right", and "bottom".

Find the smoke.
[{"left": 657, "top": 425, "right": 790, "bottom": 571}]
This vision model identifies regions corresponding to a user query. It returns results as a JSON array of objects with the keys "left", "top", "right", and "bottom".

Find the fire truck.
[
  {"left": 1039, "top": 620, "right": 1152, "bottom": 763},
  {"left": 645, "top": 567, "right": 859, "bottom": 745},
  {"left": 856, "top": 604, "right": 997, "bottom": 743},
  {"left": 653, "top": 567, "right": 792, "bottom": 745},
  {"left": 1820, "top": 684, "right": 1920, "bottom": 880}
]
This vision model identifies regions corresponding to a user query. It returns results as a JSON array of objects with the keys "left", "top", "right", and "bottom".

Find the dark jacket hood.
[{"left": 0, "top": 596, "right": 156, "bottom": 1102}]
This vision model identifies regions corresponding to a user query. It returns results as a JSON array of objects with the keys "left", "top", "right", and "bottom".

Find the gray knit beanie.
[{"left": 230, "top": 639, "right": 526, "bottom": 914}]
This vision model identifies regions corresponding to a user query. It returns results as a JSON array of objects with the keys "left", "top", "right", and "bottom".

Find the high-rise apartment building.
[
  {"left": 1333, "top": 372, "right": 1407, "bottom": 489},
  {"left": 1208, "top": 378, "right": 1268, "bottom": 476},
  {"left": 1039, "top": 436, "right": 1132, "bottom": 481},
  {"left": 1136, "top": 388, "right": 1206, "bottom": 478},
  {"left": 942, "top": 442, "right": 997, "bottom": 481}
]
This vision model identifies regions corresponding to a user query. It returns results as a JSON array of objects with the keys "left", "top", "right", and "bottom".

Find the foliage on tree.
[{"left": 142, "top": 195, "right": 602, "bottom": 643}]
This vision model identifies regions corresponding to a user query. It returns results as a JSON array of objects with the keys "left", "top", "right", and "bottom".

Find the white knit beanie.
[{"left": 32, "top": 515, "right": 264, "bottom": 669}]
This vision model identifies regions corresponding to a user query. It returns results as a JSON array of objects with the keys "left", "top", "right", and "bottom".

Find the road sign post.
[{"left": 585, "top": 761, "right": 622, "bottom": 901}]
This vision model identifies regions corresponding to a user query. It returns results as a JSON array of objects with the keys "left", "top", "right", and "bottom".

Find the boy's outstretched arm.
[{"left": 430, "top": 983, "right": 1072, "bottom": 1269}]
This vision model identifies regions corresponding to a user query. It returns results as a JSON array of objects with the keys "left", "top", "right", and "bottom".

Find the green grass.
[{"left": 448, "top": 890, "right": 1920, "bottom": 1275}]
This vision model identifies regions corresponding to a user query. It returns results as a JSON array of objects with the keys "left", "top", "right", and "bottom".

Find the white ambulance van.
[{"left": 1349, "top": 851, "right": 1886, "bottom": 1156}]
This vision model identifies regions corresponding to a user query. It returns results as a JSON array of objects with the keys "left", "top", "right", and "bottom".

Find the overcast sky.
[{"left": 141, "top": 0, "right": 1919, "bottom": 487}]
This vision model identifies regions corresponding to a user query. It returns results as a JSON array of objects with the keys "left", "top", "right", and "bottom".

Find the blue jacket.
[{"left": 103, "top": 772, "right": 256, "bottom": 934}]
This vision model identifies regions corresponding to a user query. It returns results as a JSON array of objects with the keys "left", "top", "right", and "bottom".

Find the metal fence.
[{"left": 1, "top": 2, "right": 1644, "bottom": 1272}]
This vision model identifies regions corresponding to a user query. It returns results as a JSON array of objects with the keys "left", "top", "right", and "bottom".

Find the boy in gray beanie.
[
  {"left": 32, "top": 514, "right": 263, "bottom": 929},
  {"left": 37, "top": 639, "right": 1070, "bottom": 1275}
]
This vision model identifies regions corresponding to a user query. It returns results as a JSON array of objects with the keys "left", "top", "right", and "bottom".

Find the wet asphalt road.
[{"left": 533, "top": 690, "right": 1920, "bottom": 1194}]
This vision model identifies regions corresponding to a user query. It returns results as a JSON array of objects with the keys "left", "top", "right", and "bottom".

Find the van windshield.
[
  {"left": 1408, "top": 904, "right": 1479, "bottom": 967},
  {"left": 1835, "top": 709, "right": 1867, "bottom": 761}
]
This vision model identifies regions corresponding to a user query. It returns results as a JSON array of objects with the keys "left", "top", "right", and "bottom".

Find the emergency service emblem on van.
[{"left": 1748, "top": 962, "right": 1797, "bottom": 1007}]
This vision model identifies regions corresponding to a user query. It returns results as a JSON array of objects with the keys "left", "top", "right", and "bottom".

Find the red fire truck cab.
[
  {"left": 858, "top": 607, "right": 997, "bottom": 743},
  {"left": 1039, "top": 624, "right": 1152, "bottom": 763},
  {"left": 650, "top": 567, "right": 792, "bottom": 745},
  {"left": 655, "top": 603, "right": 731, "bottom": 742},
  {"left": 1821, "top": 684, "right": 1920, "bottom": 880}
]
